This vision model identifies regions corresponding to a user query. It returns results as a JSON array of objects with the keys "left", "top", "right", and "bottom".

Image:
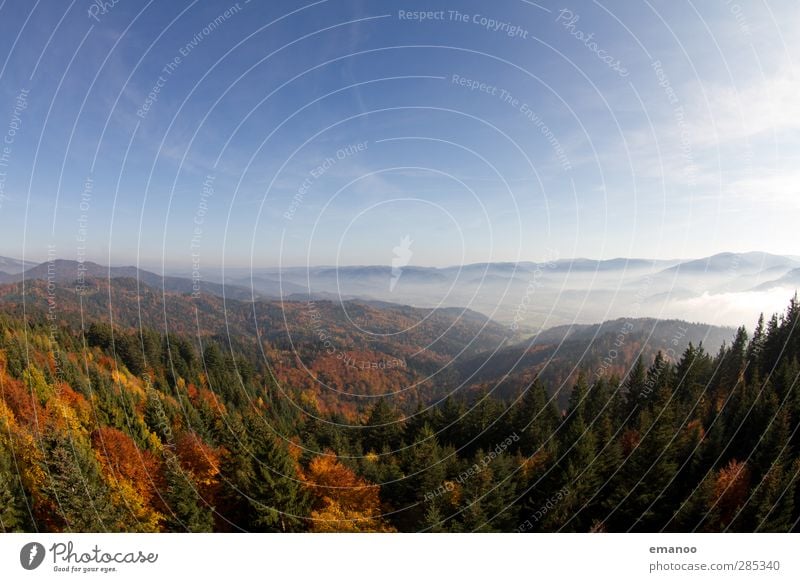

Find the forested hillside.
[
  {"left": 0, "top": 277, "right": 509, "bottom": 414},
  {"left": 1, "top": 282, "right": 799, "bottom": 532}
]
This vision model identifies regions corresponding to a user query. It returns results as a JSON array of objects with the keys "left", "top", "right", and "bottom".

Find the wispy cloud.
[{"left": 689, "top": 65, "right": 800, "bottom": 148}]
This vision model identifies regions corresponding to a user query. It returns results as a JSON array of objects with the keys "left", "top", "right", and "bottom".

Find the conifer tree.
[
  {"left": 512, "top": 379, "right": 560, "bottom": 456},
  {"left": 162, "top": 452, "right": 214, "bottom": 532},
  {"left": 242, "top": 414, "right": 310, "bottom": 532},
  {"left": 39, "top": 432, "right": 120, "bottom": 532},
  {"left": 364, "top": 398, "right": 404, "bottom": 452},
  {"left": 0, "top": 446, "right": 30, "bottom": 532}
]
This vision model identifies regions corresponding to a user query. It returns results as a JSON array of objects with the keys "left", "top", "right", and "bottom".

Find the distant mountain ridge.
[
  {"left": 3, "top": 251, "right": 797, "bottom": 329},
  {"left": 752, "top": 267, "right": 800, "bottom": 291},
  {"left": 193, "top": 251, "right": 798, "bottom": 328},
  {"left": 0, "top": 256, "right": 37, "bottom": 279},
  {"left": 0, "top": 258, "right": 259, "bottom": 301}
]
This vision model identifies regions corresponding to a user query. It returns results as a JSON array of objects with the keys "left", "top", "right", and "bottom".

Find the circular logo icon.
[{"left": 20, "top": 542, "right": 46, "bottom": 570}]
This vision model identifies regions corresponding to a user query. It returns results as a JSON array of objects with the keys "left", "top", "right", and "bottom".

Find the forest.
[{"left": 1, "top": 285, "right": 799, "bottom": 532}]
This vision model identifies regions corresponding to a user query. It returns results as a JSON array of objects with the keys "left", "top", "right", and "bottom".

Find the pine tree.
[
  {"left": 38, "top": 432, "right": 121, "bottom": 532},
  {"left": 435, "top": 396, "right": 466, "bottom": 448},
  {"left": 745, "top": 314, "right": 766, "bottom": 384},
  {"left": 214, "top": 413, "right": 254, "bottom": 529},
  {"left": 363, "top": 398, "right": 404, "bottom": 453},
  {"left": 585, "top": 377, "right": 623, "bottom": 511},
  {"left": 398, "top": 424, "right": 449, "bottom": 530},
  {"left": 242, "top": 414, "right": 309, "bottom": 532},
  {"left": 0, "top": 446, "right": 30, "bottom": 532},
  {"left": 512, "top": 379, "right": 560, "bottom": 456},
  {"left": 605, "top": 375, "right": 680, "bottom": 532},
  {"left": 539, "top": 375, "right": 598, "bottom": 532},
  {"left": 738, "top": 459, "right": 796, "bottom": 532},
  {"left": 717, "top": 327, "right": 748, "bottom": 402},
  {"left": 162, "top": 452, "right": 214, "bottom": 532},
  {"left": 422, "top": 503, "right": 448, "bottom": 532},
  {"left": 624, "top": 356, "right": 648, "bottom": 415}
]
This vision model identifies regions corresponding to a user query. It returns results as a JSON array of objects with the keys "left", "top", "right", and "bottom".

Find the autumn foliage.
[
  {"left": 2, "top": 291, "right": 800, "bottom": 532},
  {"left": 303, "top": 454, "right": 394, "bottom": 532}
]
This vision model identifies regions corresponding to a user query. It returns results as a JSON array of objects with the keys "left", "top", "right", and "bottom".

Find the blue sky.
[{"left": 0, "top": 0, "right": 797, "bottom": 269}]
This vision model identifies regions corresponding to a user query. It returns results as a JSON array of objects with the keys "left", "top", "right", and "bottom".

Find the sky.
[{"left": 0, "top": 0, "right": 797, "bottom": 270}]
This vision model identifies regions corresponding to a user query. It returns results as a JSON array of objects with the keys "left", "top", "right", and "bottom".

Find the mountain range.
[
  {"left": 4, "top": 251, "right": 794, "bottom": 330},
  {"left": 0, "top": 269, "right": 736, "bottom": 412}
]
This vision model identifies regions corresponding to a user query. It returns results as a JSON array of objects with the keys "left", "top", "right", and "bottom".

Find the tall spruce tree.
[
  {"left": 162, "top": 453, "right": 214, "bottom": 532},
  {"left": 0, "top": 445, "right": 30, "bottom": 532}
]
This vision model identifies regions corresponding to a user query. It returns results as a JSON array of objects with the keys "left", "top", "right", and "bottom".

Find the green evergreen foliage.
[
  {"left": 2, "top": 295, "right": 800, "bottom": 532},
  {"left": 0, "top": 445, "right": 30, "bottom": 532},
  {"left": 38, "top": 431, "right": 121, "bottom": 532},
  {"left": 162, "top": 453, "right": 214, "bottom": 533}
]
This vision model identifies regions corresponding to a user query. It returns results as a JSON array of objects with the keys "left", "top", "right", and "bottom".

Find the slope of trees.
[{"left": 0, "top": 296, "right": 799, "bottom": 532}]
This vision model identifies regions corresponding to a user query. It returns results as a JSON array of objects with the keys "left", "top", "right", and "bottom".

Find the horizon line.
[{"left": 2, "top": 250, "right": 799, "bottom": 273}]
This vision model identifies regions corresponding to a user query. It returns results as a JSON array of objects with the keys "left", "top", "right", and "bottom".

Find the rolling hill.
[{"left": 0, "top": 271, "right": 735, "bottom": 414}]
